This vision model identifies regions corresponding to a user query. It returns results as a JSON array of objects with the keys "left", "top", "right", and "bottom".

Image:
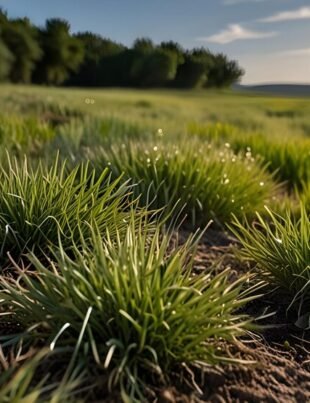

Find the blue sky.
[{"left": 1, "top": 0, "right": 309, "bottom": 84}]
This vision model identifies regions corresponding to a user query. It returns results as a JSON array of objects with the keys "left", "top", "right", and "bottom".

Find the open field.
[
  {"left": 2, "top": 84, "right": 310, "bottom": 136},
  {"left": 0, "top": 85, "right": 309, "bottom": 402}
]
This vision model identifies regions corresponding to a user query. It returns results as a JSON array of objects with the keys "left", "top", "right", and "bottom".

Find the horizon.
[{"left": 0, "top": 0, "right": 309, "bottom": 85}]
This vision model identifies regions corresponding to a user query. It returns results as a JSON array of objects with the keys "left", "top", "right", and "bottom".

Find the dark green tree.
[
  {"left": 130, "top": 49, "right": 178, "bottom": 87},
  {"left": 133, "top": 37, "right": 154, "bottom": 54},
  {"left": 207, "top": 53, "right": 244, "bottom": 87},
  {"left": 0, "top": 39, "right": 12, "bottom": 81},
  {"left": 129, "top": 39, "right": 181, "bottom": 87},
  {"left": 174, "top": 49, "right": 213, "bottom": 88},
  {"left": 34, "top": 19, "right": 84, "bottom": 85},
  {"left": 159, "top": 41, "right": 185, "bottom": 65},
  {"left": 0, "top": 12, "right": 41, "bottom": 83},
  {"left": 70, "top": 32, "right": 124, "bottom": 86}
]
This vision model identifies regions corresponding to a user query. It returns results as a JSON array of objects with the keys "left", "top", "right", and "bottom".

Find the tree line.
[{"left": 0, "top": 10, "right": 244, "bottom": 88}]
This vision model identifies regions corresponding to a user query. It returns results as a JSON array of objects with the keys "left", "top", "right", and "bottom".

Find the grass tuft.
[
  {"left": 0, "top": 155, "right": 137, "bottom": 266},
  {"left": 90, "top": 141, "right": 276, "bottom": 225},
  {"left": 231, "top": 204, "right": 310, "bottom": 325},
  {"left": 0, "top": 219, "right": 257, "bottom": 399}
]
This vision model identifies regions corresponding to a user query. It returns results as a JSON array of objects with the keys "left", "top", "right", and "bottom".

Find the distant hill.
[{"left": 233, "top": 84, "right": 310, "bottom": 97}]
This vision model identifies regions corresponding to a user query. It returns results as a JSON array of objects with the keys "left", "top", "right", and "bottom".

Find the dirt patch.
[{"left": 156, "top": 339, "right": 310, "bottom": 403}]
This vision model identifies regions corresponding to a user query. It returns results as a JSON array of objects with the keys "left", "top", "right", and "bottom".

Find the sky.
[{"left": 0, "top": 0, "right": 309, "bottom": 84}]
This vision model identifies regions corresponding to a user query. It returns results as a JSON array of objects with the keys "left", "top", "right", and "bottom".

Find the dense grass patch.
[
  {"left": 90, "top": 141, "right": 275, "bottom": 225},
  {"left": 188, "top": 122, "right": 310, "bottom": 188},
  {"left": 232, "top": 137, "right": 310, "bottom": 189},
  {"left": 0, "top": 156, "right": 136, "bottom": 265},
  {"left": 0, "top": 220, "right": 256, "bottom": 399},
  {"left": 232, "top": 205, "right": 310, "bottom": 326}
]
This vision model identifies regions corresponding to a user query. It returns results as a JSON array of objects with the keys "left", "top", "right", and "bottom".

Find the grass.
[
  {"left": 1, "top": 86, "right": 309, "bottom": 190},
  {"left": 48, "top": 116, "right": 148, "bottom": 159},
  {"left": 90, "top": 141, "right": 276, "bottom": 225},
  {"left": 0, "top": 218, "right": 257, "bottom": 399},
  {"left": 0, "top": 115, "right": 54, "bottom": 156},
  {"left": 188, "top": 122, "right": 310, "bottom": 189},
  {"left": 231, "top": 136, "right": 310, "bottom": 189},
  {"left": 0, "top": 155, "right": 138, "bottom": 266},
  {"left": 1, "top": 85, "right": 310, "bottom": 138},
  {"left": 231, "top": 205, "right": 310, "bottom": 326},
  {"left": 0, "top": 348, "right": 86, "bottom": 403},
  {"left": 0, "top": 85, "right": 309, "bottom": 400},
  {"left": 300, "top": 182, "right": 310, "bottom": 212}
]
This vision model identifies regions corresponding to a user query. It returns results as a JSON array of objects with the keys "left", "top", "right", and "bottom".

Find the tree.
[
  {"left": 159, "top": 41, "right": 185, "bottom": 65},
  {"left": 207, "top": 54, "right": 244, "bottom": 88},
  {"left": 34, "top": 19, "right": 84, "bottom": 85},
  {"left": 0, "top": 38, "right": 13, "bottom": 81},
  {"left": 130, "top": 49, "right": 178, "bottom": 87},
  {"left": 133, "top": 37, "right": 154, "bottom": 54},
  {"left": 174, "top": 49, "right": 213, "bottom": 88},
  {"left": 0, "top": 12, "right": 41, "bottom": 83},
  {"left": 70, "top": 32, "right": 124, "bottom": 86}
]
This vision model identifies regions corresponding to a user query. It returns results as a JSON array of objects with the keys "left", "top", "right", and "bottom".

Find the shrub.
[{"left": 0, "top": 220, "right": 256, "bottom": 399}]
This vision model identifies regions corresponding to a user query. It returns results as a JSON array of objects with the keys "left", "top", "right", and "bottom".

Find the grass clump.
[
  {"left": 0, "top": 155, "right": 135, "bottom": 266},
  {"left": 232, "top": 137, "right": 310, "bottom": 189},
  {"left": 0, "top": 220, "right": 256, "bottom": 399},
  {"left": 91, "top": 141, "right": 275, "bottom": 225},
  {"left": 188, "top": 122, "right": 310, "bottom": 189},
  {"left": 232, "top": 205, "right": 310, "bottom": 326}
]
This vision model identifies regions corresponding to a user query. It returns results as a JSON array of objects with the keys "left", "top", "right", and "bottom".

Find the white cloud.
[
  {"left": 277, "top": 48, "right": 310, "bottom": 56},
  {"left": 260, "top": 6, "right": 310, "bottom": 22},
  {"left": 223, "top": 0, "right": 267, "bottom": 5},
  {"left": 198, "top": 24, "right": 277, "bottom": 44}
]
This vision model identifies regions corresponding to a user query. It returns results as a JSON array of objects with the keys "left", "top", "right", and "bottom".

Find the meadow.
[{"left": 0, "top": 84, "right": 309, "bottom": 402}]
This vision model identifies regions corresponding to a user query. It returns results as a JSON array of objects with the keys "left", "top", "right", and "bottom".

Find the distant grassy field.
[
  {"left": 1, "top": 84, "right": 310, "bottom": 137},
  {"left": 0, "top": 85, "right": 309, "bottom": 401}
]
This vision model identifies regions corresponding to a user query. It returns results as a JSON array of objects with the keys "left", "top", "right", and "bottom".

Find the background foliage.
[{"left": 0, "top": 9, "right": 243, "bottom": 88}]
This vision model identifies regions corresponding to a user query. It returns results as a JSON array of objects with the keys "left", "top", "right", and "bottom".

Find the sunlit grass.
[
  {"left": 91, "top": 141, "right": 276, "bottom": 225},
  {"left": 0, "top": 155, "right": 136, "bottom": 265},
  {"left": 0, "top": 219, "right": 257, "bottom": 399},
  {"left": 0, "top": 85, "right": 309, "bottom": 399},
  {"left": 188, "top": 122, "right": 310, "bottom": 189},
  {"left": 300, "top": 182, "right": 310, "bottom": 212},
  {"left": 231, "top": 204, "right": 310, "bottom": 326}
]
